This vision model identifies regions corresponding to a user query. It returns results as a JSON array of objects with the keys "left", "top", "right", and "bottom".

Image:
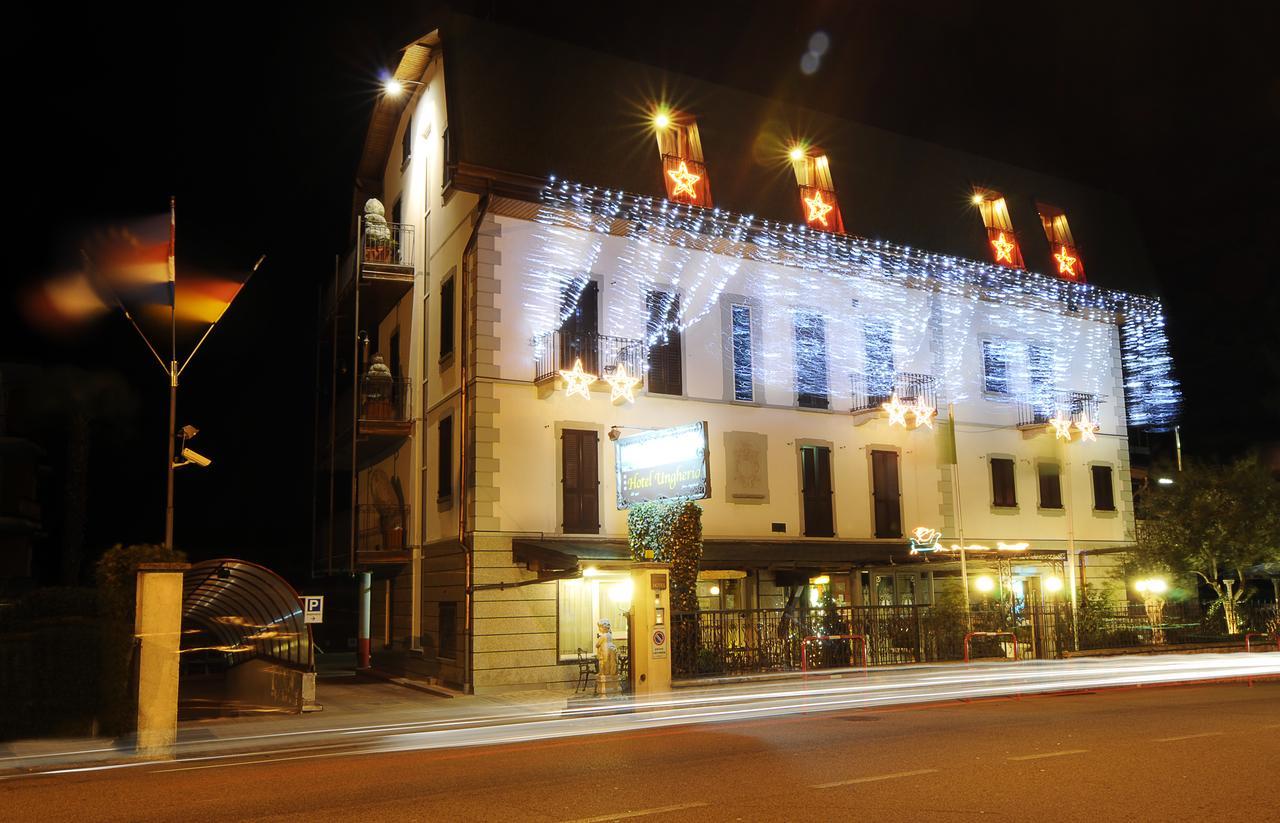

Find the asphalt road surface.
[{"left": 3, "top": 681, "right": 1276, "bottom": 822}]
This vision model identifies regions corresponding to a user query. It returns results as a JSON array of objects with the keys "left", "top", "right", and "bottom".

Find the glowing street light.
[
  {"left": 383, "top": 78, "right": 405, "bottom": 97},
  {"left": 789, "top": 145, "right": 806, "bottom": 161},
  {"left": 974, "top": 575, "right": 995, "bottom": 593},
  {"left": 1044, "top": 576, "right": 1065, "bottom": 594},
  {"left": 1135, "top": 577, "right": 1168, "bottom": 595},
  {"left": 1157, "top": 477, "right": 1174, "bottom": 485},
  {"left": 653, "top": 110, "right": 671, "bottom": 129}
]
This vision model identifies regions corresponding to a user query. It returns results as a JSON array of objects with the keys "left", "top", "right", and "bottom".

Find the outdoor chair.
[{"left": 575, "top": 647, "right": 598, "bottom": 693}]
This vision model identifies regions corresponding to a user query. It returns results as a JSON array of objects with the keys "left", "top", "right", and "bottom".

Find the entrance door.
[
  {"left": 871, "top": 449, "right": 902, "bottom": 538},
  {"left": 801, "top": 445, "right": 834, "bottom": 537}
]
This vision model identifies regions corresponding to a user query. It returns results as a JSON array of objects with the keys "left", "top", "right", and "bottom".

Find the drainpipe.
[{"left": 357, "top": 570, "right": 372, "bottom": 669}]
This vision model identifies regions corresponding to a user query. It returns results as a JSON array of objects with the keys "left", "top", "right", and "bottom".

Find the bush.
[{"left": 626, "top": 498, "right": 703, "bottom": 613}]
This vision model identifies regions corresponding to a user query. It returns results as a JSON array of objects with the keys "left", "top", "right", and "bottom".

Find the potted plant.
[{"left": 363, "top": 198, "right": 392, "bottom": 262}]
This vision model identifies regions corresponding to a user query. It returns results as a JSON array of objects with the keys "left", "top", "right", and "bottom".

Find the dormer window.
[
  {"left": 1037, "top": 203, "right": 1086, "bottom": 283},
  {"left": 790, "top": 147, "right": 844, "bottom": 233},
  {"left": 972, "top": 190, "right": 1024, "bottom": 268},
  {"left": 653, "top": 110, "right": 712, "bottom": 207}
]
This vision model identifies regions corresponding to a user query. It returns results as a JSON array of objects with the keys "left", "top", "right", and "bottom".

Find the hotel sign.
[{"left": 615, "top": 421, "right": 710, "bottom": 509}]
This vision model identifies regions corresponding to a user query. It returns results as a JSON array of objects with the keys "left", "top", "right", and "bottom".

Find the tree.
[{"left": 1132, "top": 456, "right": 1280, "bottom": 634}]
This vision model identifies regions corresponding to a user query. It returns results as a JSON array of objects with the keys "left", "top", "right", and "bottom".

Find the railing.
[
  {"left": 661, "top": 154, "right": 711, "bottom": 205},
  {"left": 851, "top": 371, "right": 937, "bottom": 413},
  {"left": 533, "top": 331, "right": 646, "bottom": 385},
  {"left": 356, "top": 503, "right": 409, "bottom": 555},
  {"left": 358, "top": 375, "right": 411, "bottom": 424},
  {"left": 1016, "top": 390, "right": 1100, "bottom": 428},
  {"left": 361, "top": 220, "right": 415, "bottom": 270}
]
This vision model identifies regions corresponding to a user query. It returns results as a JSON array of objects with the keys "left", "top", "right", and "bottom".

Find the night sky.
[{"left": 5, "top": 1, "right": 1276, "bottom": 585}]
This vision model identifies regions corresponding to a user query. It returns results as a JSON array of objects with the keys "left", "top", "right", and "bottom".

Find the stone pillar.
[
  {"left": 629, "top": 564, "right": 673, "bottom": 697},
  {"left": 134, "top": 563, "right": 189, "bottom": 758}
]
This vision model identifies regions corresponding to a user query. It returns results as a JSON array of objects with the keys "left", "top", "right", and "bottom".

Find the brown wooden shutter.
[
  {"left": 1038, "top": 462, "right": 1063, "bottom": 509},
  {"left": 991, "top": 458, "right": 1016, "bottom": 507},
  {"left": 871, "top": 450, "right": 902, "bottom": 538},
  {"left": 801, "top": 446, "right": 834, "bottom": 537},
  {"left": 562, "top": 429, "right": 600, "bottom": 534},
  {"left": 1092, "top": 465, "right": 1115, "bottom": 511}
]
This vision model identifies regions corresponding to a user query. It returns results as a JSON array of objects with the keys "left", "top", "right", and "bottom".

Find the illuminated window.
[
  {"left": 790, "top": 148, "right": 845, "bottom": 233},
  {"left": 558, "top": 572, "right": 632, "bottom": 660},
  {"left": 972, "top": 190, "right": 1024, "bottom": 268},
  {"left": 730, "top": 304, "right": 754, "bottom": 402},
  {"left": 794, "top": 311, "right": 829, "bottom": 409},
  {"left": 653, "top": 111, "right": 712, "bottom": 206},
  {"left": 982, "top": 340, "right": 1011, "bottom": 395},
  {"left": 1037, "top": 203, "right": 1086, "bottom": 282}
]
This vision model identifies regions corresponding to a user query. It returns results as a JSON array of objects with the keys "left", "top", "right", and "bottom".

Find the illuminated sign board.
[{"left": 615, "top": 421, "right": 710, "bottom": 509}]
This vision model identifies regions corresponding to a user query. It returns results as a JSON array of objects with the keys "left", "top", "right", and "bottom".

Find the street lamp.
[
  {"left": 1043, "top": 576, "right": 1065, "bottom": 594},
  {"left": 974, "top": 575, "right": 995, "bottom": 593}
]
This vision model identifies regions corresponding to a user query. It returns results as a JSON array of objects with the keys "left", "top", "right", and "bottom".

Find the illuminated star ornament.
[
  {"left": 1054, "top": 245, "right": 1078, "bottom": 277},
  {"left": 882, "top": 392, "right": 910, "bottom": 427},
  {"left": 558, "top": 358, "right": 597, "bottom": 399},
  {"left": 911, "top": 398, "right": 936, "bottom": 429},
  {"left": 1048, "top": 411, "right": 1074, "bottom": 441},
  {"left": 666, "top": 160, "right": 701, "bottom": 201},
  {"left": 990, "top": 232, "right": 1016, "bottom": 264},
  {"left": 804, "top": 190, "right": 834, "bottom": 227},
  {"left": 1075, "top": 411, "right": 1098, "bottom": 442},
  {"left": 604, "top": 363, "right": 641, "bottom": 403}
]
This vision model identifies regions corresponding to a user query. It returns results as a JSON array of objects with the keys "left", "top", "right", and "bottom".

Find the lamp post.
[{"left": 1135, "top": 577, "right": 1168, "bottom": 645}]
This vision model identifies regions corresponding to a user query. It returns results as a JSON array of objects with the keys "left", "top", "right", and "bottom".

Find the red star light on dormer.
[
  {"left": 991, "top": 232, "right": 1016, "bottom": 264},
  {"left": 804, "top": 190, "right": 834, "bottom": 227},
  {"left": 1054, "top": 245, "right": 1078, "bottom": 277},
  {"left": 667, "top": 160, "right": 701, "bottom": 200}
]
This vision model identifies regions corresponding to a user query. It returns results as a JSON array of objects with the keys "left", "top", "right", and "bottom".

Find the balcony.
[
  {"left": 1017, "top": 390, "right": 1101, "bottom": 430},
  {"left": 355, "top": 375, "right": 411, "bottom": 470},
  {"left": 661, "top": 154, "right": 712, "bottom": 206},
  {"left": 851, "top": 371, "right": 938, "bottom": 423},
  {"left": 356, "top": 503, "right": 411, "bottom": 566},
  {"left": 356, "top": 220, "right": 416, "bottom": 326},
  {"left": 534, "top": 331, "right": 646, "bottom": 388}
]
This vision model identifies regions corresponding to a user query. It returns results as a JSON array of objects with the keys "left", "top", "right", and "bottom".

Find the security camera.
[{"left": 181, "top": 447, "right": 212, "bottom": 467}]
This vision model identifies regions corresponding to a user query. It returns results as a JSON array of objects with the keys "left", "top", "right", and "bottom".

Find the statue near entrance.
[{"left": 594, "top": 619, "right": 622, "bottom": 696}]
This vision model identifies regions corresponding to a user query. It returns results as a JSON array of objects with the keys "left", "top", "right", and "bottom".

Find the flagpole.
[{"left": 165, "top": 196, "right": 178, "bottom": 550}]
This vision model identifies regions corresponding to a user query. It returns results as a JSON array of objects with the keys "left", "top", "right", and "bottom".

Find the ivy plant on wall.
[{"left": 627, "top": 497, "right": 703, "bottom": 613}]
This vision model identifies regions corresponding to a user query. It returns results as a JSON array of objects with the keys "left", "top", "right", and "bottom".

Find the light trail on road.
[{"left": 6, "top": 652, "right": 1277, "bottom": 779}]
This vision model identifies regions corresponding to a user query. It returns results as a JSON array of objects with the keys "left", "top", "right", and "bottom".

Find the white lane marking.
[
  {"left": 813, "top": 768, "right": 939, "bottom": 789},
  {"left": 153, "top": 748, "right": 368, "bottom": 773},
  {"left": 560, "top": 802, "right": 710, "bottom": 822},
  {"left": 1154, "top": 731, "right": 1224, "bottom": 742},
  {"left": 1007, "top": 749, "right": 1089, "bottom": 761}
]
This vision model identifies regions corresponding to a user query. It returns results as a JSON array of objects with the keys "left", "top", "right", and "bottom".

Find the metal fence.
[
  {"left": 1016, "top": 390, "right": 1100, "bottom": 428},
  {"left": 362, "top": 220, "right": 415, "bottom": 269},
  {"left": 671, "top": 601, "right": 1280, "bottom": 680},
  {"left": 851, "top": 371, "right": 937, "bottom": 414},
  {"left": 533, "top": 331, "right": 646, "bottom": 384},
  {"left": 359, "top": 375, "right": 411, "bottom": 424},
  {"left": 356, "top": 504, "right": 408, "bottom": 554}
]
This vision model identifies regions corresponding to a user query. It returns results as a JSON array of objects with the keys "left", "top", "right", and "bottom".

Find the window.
[
  {"left": 1092, "top": 465, "right": 1116, "bottom": 511},
  {"left": 438, "top": 601, "right": 457, "bottom": 660},
  {"left": 730, "top": 304, "right": 754, "bottom": 402},
  {"left": 646, "top": 291, "right": 683, "bottom": 395},
  {"left": 871, "top": 449, "right": 903, "bottom": 538},
  {"left": 973, "top": 190, "right": 1025, "bottom": 268},
  {"left": 800, "top": 445, "right": 834, "bottom": 537},
  {"left": 561, "top": 429, "right": 599, "bottom": 534},
  {"left": 401, "top": 117, "right": 413, "bottom": 167},
  {"left": 437, "top": 416, "right": 453, "bottom": 501},
  {"left": 991, "top": 457, "right": 1017, "bottom": 508},
  {"left": 439, "top": 276, "right": 455, "bottom": 360},
  {"left": 1028, "top": 345, "right": 1054, "bottom": 419},
  {"left": 982, "top": 340, "right": 1010, "bottom": 395},
  {"left": 1037, "top": 202, "right": 1086, "bottom": 282},
  {"left": 558, "top": 572, "right": 631, "bottom": 659},
  {"left": 794, "top": 311, "right": 829, "bottom": 409},
  {"left": 441, "top": 126, "right": 454, "bottom": 189},
  {"left": 559, "top": 280, "right": 599, "bottom": 375},
  {"left": 389, "top": 329, "right": 401, "bottom": 378},
  {"left": 1038, "top": 462, "right": 1063, "bottom": 509},
  {"left": 864, "top": 321, "right": 895, "bottom": 404}
]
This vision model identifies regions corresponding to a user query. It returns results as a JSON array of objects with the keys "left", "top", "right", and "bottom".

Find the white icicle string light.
[{"left": 525, "top": 178, "right": 1178, "bottom": 430}]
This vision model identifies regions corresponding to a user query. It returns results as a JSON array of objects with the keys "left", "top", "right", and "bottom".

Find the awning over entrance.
[
  {"left": 510, "top": 538, "right": 912, "bottom": 576},
  {"left": 182, "top": 559, "right": 314, "bottom": 670}
]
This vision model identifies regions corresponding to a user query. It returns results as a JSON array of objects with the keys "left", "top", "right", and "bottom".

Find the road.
[{"left": 3, "top": 680, "right": 1276, "bottom": 822}]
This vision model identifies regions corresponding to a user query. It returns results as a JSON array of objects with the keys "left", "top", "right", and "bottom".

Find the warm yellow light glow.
[
  {"left": 1048, "top": 411, "right": 1074, "bottom": 441},
  {"left": 1075, "top": 411, "right": 1098, "bottom": 442},
  {"left": 810, "top": 575, "right": 830, "bottom": 586},
  {"left": 604, "top": 363, "right": 641, "bottom": 403},
  {"left": 383, "top": 78, "right": 404, "bottom": 97},
  {"left": 709, "top": 585, "right": 721, "bottom": 596},
  {"left": 583, "top": 566, "right": 601, "bottom": 578},
  {"left": 1136, "top": 577, "right": 1168, "bottom": 595},
  {"left": 558, "top": 357, "right": 598, "bottom": 399},
  {"left": 803, "top": 189, "right": 835, "bottom": 226},
  {"left": 610, "top": 579, "right": 634, "bottom": 604},
  {"left": 912, "top": 526, "right": 941, "bottom": 545},
  {"left": 882, "top": 392, "right": 910, "bottom": 427},
  {"left": 789, "top": 146, "right": 806, "bottom": 161},
  {"left": 996, "top": 542, "right": 1030, "bottom": 552},
  {"left": 667, "top": 160, "right": 701, "bottom": 200},
  {"left": 1044, "top": 576, "right": 1064, "bottom": 593},
  {"left": 972, "top": 193, "right": 986, "bottom": 205},
  {"left": 911, "top": 398, "right": 936, "bottom": 429},
  {"left": 1054, "top": 245, "right": 1078, "bottom": 276},
  {"left": 990, "top": 231, "right": 1016, "bottom": 264},
  {"left": 975, "top": 575, "right": 995, "bottom": 593},
  {"left": 653, "top": 111, "right": 671, "bottom": 129}
]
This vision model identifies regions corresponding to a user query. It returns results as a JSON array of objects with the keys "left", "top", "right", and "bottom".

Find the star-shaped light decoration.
[
  {"left": 990, "top": 231, "right": 1016, "bottom": 264},
  {"left": 882, "top": 392, "right": 910, "bottom": 428},
  {"left": 603, "top": 363, "right": 641, "bottom": 403},
  {"left": 804, "top": 190, "right": 834, "bottom": 227},
  {"left": 558, "top": 358, "right": 597, "bottom": 400},
  {"left": 1048, "top": 411, "right": 1074, "bottom": 441},
  {"left": 1075, "top": 411, "right": 1098, "bottom": 442},
  {"left": 911, "top": 397, "right": 936, "bottom": 429},
  {"left": 1054, "top": 245, "right": 1078, "bottom": 277},
  {"left": 666, "top": 160, "right": 701, "bottom": 201}
]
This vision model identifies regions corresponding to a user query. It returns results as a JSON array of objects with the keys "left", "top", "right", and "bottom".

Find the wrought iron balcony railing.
[
  {"left": 1016, "top": 390, "right": 1100, "bottom": 428},
  {"left": 359, "top": 375, "right": 411, "bottom": 425},
  {"left": 357, "top": 503, "right": 409, "bottom": 555},
  {"left": 361, "top": 220, "right": 415, "bottom": 270},
  {"left": 533, "top": 331, "right": 646, "bottom": 385},
  {"left": 851, "top": 371, "right": 937, "bottom": 414}
]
